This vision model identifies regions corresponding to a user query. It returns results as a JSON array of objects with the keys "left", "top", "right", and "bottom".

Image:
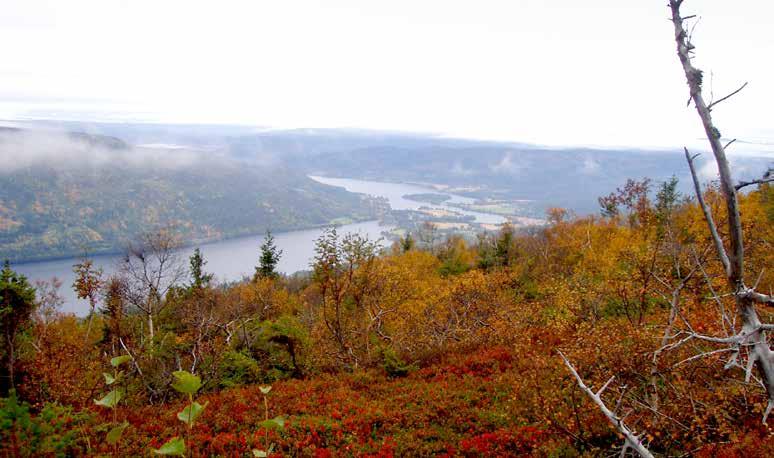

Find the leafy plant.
[
  {"left": 94, "top": 354, "right": 132, "bottom": 453},
  {"left": 153, "top": 436, "right": 186, "bottom": 456},
  {"left": 153, "top": 370, "right": 208, "bottom": 457},
  {"left": 252, "top": 385, "right": 285, "bottom": 457}
]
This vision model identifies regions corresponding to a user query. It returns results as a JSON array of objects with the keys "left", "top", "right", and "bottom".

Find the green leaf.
[
  {"left": 171, "top": 371, "right": 202, "bottom": 394},
  {"left": 152, "top": 437, "right": 185, "bottom": 456},
  {"left": 103, "top": 372, "right": 116, "bottom": 385},
  {"left": 110, "top": 355, "right": 132, "bottom": 367},
  {"left": 94, "top": 389, "right": 122, "bottom": 409},
  {"left": 176, "top": 401, "right": 208, "bottom": 427},
  {"left": 259, "top": 385, "right": 272, "bottom": 394},
  {"left": 106, "top": 421, "right": 129, "bottom": 445},
  {"left": 258, "top": 415, "right": 285, "bottom": 430}
]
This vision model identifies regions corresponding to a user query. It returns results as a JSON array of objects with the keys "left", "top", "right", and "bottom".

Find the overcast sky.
[{"left": 1, "top": 0, "right": 772, "bottom": 153}]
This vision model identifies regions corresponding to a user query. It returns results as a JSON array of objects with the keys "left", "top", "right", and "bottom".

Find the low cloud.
[
  {"left": 580, "top": 157, "right": 600, "bottom": 175},
  {"left": 490, "top": 151, "right": 528, "bottom": 175},
  {"left": 0, "top": 128, "right": 222, "bottom": 173},
  {"left": 450, "top": 160, "right": 474, "bottom": 176},
  {"left": 696, "top": 155, "right": 768, "bottom": 183}
]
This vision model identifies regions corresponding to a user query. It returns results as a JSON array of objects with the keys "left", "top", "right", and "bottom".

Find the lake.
[
  {"left": 309, "top": 176, "right": 507, "bottom": 225},
  {"left": 14, "top": 177, "right": 504, "bottom": 315}
]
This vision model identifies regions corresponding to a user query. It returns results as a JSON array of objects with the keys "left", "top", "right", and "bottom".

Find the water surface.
[
  {"left": 16, "top": 220, "right": 389, "bottom": 315},
  {"left": 309, "top": 176, "right": 506, "bottom": 224}
]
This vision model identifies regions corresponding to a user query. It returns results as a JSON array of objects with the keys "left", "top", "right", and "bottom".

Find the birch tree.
[{"left": 120, "top": 228, "right": 186, "bottom": 341}]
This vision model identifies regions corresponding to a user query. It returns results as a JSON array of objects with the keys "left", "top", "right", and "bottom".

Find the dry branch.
[
  {"left": 708, "top": 82, "right": 748, "bottom": 111},
  {"left": 558, "top": 351, "right": 655, "bottom": 458},
  {"left": 735, "top": 176, "right": 774, "bottom": 192}
]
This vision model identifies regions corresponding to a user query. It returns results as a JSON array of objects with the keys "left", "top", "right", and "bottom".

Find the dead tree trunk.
[{"left": 669, "top": 0, "right": 774, "bottom": 422}]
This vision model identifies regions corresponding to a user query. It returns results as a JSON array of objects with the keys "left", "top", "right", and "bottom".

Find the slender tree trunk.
[
  {"left": 4, "top": 327, "right": 15, "bottom": 394},
  {"left": 147, "top": 312, "right": 155, "bottom": 341},
  {"left": 85, "top": 298, "right": 95, "bottom": 342}
]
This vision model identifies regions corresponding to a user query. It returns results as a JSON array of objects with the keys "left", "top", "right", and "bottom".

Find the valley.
[{"left": 15, "top": 176, "right": 531, "bottom": 314}]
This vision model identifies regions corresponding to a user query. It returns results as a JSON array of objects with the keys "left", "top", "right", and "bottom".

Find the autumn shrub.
[
  {"left": 18, "top": 315, "right": 102, "bottom": 408},
  {"left": 0, "top": 391, "right": 93, "bottom": 457},
  {"left": 218, "top": 350, "right": 262, "bottom": 388},
  {"left": 379, "top": 346, "right": 414, "bottom": 378},
  {"left": 458, "top": 426, "right": 546, "bottom": 456},
  {"left": 695, "top": 428, "right": 774, "bottom": 458},
  {"left": 254, "top": 315, "right": 309, "bottom": 379}
]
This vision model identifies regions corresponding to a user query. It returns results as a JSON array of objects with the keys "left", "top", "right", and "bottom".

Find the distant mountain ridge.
[{"left": 2, "top": 121, "right": 771, "bottom": 263}]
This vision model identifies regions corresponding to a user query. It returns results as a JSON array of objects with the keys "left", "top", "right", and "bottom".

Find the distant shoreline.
[{"left": 7, "top": 218, "right": 375, "bottom": 267}]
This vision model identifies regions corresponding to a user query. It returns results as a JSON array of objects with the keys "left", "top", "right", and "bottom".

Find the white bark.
[
  {"left": 669, "top": 0, "right": 774, "bottom": 423},
  {"left": 559, "top": 351, "right": 655, "bottom": 458}
]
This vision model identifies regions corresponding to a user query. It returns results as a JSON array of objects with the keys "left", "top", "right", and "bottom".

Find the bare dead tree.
[
  {"left": 182, "top": 289, "right": 220, "bottom": 374},
  {"left": 31, "top": 277, "right": 64, "bottom": 351},
  {"left": 557, "top": 4, "right": 772, "bottom": 455},
  {"left": 666, "top": 0, "right": 774, "bottom": 423},
  {"left": 120, "top": 228, "right": 187, "bottom": 341}
]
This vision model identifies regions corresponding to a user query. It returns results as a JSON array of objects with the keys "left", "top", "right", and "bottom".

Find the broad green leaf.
[
  {"left": 176, "top": 401, "right": 208, "bottom": 427},
  {"left": 103, "top": 372, "right": 116, "bottom": 385},
  {"left": 171, "top": 371, "right": 202, "bottom": 394},
  {"left": 259, "top": 385, "right": 272, "bottom": 394},
  {"left": 152, "top": 437, "right": 185, "bottom": 456},
  {"left": 106, "top": 421, "right": 129, "bottom": 445},
  {"left": 94, "top": 389, "right": 122, "bottom": 409},
  {"left": 258, "top": 415, "right": 285, "bottom": 430},
  {"left": 110, "top": 355, "right": 132, "bottom": 367}
]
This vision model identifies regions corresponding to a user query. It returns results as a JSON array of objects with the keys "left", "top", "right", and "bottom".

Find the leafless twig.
[{"left": 558, "top": 351, "right": 655, "bottom": 458}]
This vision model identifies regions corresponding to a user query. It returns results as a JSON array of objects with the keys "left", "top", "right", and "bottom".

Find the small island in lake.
[{"left": 402, "top": 193, "right": 452, "bottom": 205}]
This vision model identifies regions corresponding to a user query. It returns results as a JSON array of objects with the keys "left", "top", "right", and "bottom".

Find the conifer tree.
[
  {"left": 189, "top": 248, "right": 213, "bottom": 290},
  {"left": 0, "top": 261, "right": 36, "bottom": 395},
  {"left": 256, "top": 231, "right": 283, "bottom": 280},
  {"left": 399, "top": 233, "right": 415, "bottom": 253}
]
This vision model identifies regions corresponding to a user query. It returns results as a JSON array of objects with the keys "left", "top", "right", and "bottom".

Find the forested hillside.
[{"left": 0, "top": 128, "right": 379, "bottom": 262}]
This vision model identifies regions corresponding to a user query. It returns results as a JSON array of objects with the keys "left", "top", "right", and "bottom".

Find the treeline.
[{"left": 1, "top": 179, "right": 773, "bottom": 456}]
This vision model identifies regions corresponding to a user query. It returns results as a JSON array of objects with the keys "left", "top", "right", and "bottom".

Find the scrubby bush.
[{"left": 0, "top": 391, "right": 93, "bottom": 456}]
